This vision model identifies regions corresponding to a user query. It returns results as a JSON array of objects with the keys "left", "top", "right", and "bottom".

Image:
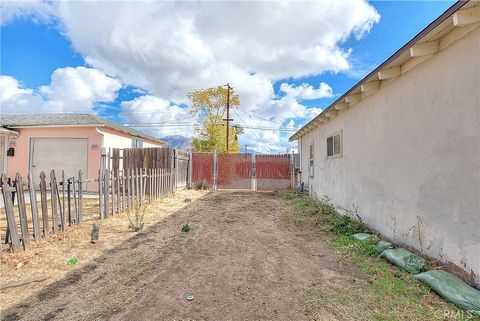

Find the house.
[
  {"left": 290, "top": 1, "right": 480, "bottom": 285},
  {"left": 0, "top": 114, "right": 166, "bottom": 191}
]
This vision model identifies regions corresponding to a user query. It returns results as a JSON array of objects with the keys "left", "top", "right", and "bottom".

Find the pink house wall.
[{"left": 6, "top": 126, "right": 102, "bottom": 191}]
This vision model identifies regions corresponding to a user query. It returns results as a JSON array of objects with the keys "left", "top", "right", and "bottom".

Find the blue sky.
[{"left": 1, "top": 0, "right": 456, "bottom": 152}]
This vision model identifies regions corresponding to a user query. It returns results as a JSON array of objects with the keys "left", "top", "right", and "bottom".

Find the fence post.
[
  {"left": 73, "top": 177, "right": 78, "bottom": 224},
  {"left": 136, "top": 168, "right": 140, "bottom": 206},
  {"left": 111, "top": 168, "right": 116, "bottom": 215},
  {"left": 175, "top": 149, "right": 179, "bottom": 190},
  {"left": 28, "top": 173, "right": 41, "bottom": 240},
  {"left": 104, "top": 170, "right": 110, "bottom": 219},
  {"left": 78, "top": 170, "right": 83, "bottom": 224},
  {"left": 62, "top": 170, "right": 66, "bottom": 227},
  {"left": 99, "top": 149, "right": 105, "bottom": 219},
  {"left": 1, "top": 174, "right": 20, "bottom": 251},
  {"left": 50, "top": 170, "right": 59, "bottom": 232},
  {"left": 127, "top": 168, "right": 131, "bottom": 209},
  {"left": 67, "top": 178, "right": 72, "bottom": 225},
  {"left": 213, "top": 152, "right": 218, "bottom": 190},
  {"left": 188, "top": 152, "right": 192, "bottom": 189},
  {"left": 39, "top": 171, "right": 49, "bottom": 235},
  {"left": 14, "top": 174, "right": 31, "bottom": 246}
]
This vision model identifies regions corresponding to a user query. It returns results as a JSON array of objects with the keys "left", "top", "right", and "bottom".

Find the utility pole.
[
  {"left": 245, "top": 144, "right": 248, "bottom": 153},
  {"left": 224, "top": 83, "right": 233, "bottom": 153}
]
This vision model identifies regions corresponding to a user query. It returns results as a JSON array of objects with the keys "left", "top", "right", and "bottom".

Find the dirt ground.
[
  {"left": 0, "top": 190, "right": 455, "bottom": 321},
  {"left": 1, "top": 190, "right": 350, "bottom": 321}
]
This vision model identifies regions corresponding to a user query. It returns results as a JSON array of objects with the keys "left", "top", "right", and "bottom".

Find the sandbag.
[
  {"left": 415, "top": 270, "right": 480, "bottom": 315},
  {"left": 352, "top": 233, "right": 373, "bottom": 241},
  {"left": 379, "top": 248, "right": 427, "bottom": 274},
  {"left": 375, "top": 241, "right": 394, "bottom": 254}
]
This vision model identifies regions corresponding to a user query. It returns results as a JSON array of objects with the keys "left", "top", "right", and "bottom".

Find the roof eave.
[{"left": 289, "top": 0, "right": 470, "bottom": 142}]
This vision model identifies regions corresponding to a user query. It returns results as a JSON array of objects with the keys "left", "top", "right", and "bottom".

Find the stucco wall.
[
  {"left": 298, "top": 28, "right": 480, "bottom": 284},
  {"left": 99, "top": 127, "right": 164, "bottom": 149},
  {"left": 6, "top": 126, "right": 101, "bottom": 191}
]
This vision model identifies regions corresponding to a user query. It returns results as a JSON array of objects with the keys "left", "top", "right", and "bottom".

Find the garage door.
[{"left": 31, "top": 138, "right": 88, "bottom": 185}]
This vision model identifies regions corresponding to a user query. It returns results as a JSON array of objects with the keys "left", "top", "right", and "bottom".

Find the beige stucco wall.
[
  {"left": 298, "top": 27, "right": 480, "bottom": 284},
  {"left": 99, "top": 127, "right": 164, "bottom": 149}
]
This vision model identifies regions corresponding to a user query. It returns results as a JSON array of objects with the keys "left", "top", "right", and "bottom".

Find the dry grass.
[
  {"left": 280, "top": 190, "right": 480, "bottom": 321},
  {"left": 0, "top": 189, "right": 208, "bottom": 311}
]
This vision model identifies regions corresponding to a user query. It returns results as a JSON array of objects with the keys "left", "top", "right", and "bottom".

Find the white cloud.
[
  {"left": 280, "top": 82, "right": 334, "bottom": 100},
  {"left": 0, "top": 67, "right": 121, "bottom": 114},
  {"left": 0, "top": 0, "right": 56, "bottom": 26},
  {"left": 55, "top": 0, "right": 379, "bottom": 104},
  {"left": 0, "top": 76, "right": 33, "bottom": 101},
  {"left": 119, "top": 95, "right": 193, "bottom": 138},
  {"left": 2, "top": 0, "right": 380, "bottom": 151}
]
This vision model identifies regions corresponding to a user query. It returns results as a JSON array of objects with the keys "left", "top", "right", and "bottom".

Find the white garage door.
[{"left": 31, "top": 138, "right": 88, "bottom": 184}]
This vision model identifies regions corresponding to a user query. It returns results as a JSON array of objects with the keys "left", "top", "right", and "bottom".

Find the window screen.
[{"left": 327, "top": 132, "right": 342, "bottom": 157}]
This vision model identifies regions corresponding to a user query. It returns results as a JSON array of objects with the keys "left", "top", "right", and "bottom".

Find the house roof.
[
  {"left": 0, "top": 113, "right": 166, "bottom": 145},
  {"left": 290, "top": 0, "right": 478, "bottom": 141}
]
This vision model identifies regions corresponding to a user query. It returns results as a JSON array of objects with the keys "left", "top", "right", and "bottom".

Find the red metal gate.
[
  {"left": 256, "top": 154, "right": 291, "bottom": 190},
  {"left": 192, "top": 153, "right": 214, "bottom": 188},
  {"left": 217, "top": 153, "right": 252, "bottom": 189}
]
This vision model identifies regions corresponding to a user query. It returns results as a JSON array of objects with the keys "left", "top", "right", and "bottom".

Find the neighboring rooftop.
[{"left": 0, "top": 113, "right": 165, "bottom": 145}]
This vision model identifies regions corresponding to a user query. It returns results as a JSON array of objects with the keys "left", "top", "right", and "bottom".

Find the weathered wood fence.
[
  {"left": 0, "top": 170, "right": 83, "bottom": 252},
  {"left": 98, "top": 147, "right": 191, "bottom": 219},
  {"left": 0, "top": 147, "right": 191, "bottom": 253}
]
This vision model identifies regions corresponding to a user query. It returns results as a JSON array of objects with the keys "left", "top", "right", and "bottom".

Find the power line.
[
  {"left": 236, "top": 109, "right": 284, "bottom": 126},
  {"left": 233, "top": 109, "right": 274, "bottom": 153}
]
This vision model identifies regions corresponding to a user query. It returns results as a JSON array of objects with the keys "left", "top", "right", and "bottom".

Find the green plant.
[
  {"left": 276, "top": 189, "right": 297, "bottom": 200},
  {"left": 335, "top": 235, "right": 379, "bottom": 258},
  {"left": 329, "top": 213, "right": 368, "bottom": 236},
  {"left": 127, "top": 205, "right": 145, "bottom": 232},
  {"left": 193, "top": 180, "right": 210, "bottom": 190},
  {"left": 291, "top": 193, "right": 368, "bottom": 237},
  {"left": 181, "top": 224, "right": 191, "bottom": 232}
]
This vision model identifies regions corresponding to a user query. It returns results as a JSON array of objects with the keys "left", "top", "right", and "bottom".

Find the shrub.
[
  {"left": 193, "top": 180, "right": 210, "bottom": 190},
  {"left": 292, "top": 194, "right": 368, "bottom": 237},
  {"left": 329, "top": 213, "right": 368, "bottom": 236},
  {"left": 127, "top": 205, "right": 145, "bottom": 232}
]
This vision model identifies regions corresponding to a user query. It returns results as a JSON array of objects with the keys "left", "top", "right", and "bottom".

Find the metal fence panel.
[
  {"left": 256, "top": 154, "right": 291, "bottom": 190},
  {"left": 217, "top": 153, "right": 252, "bottom": 190},
  {"left": 192, "top": 153, "right": 215, "bottom": 188}
]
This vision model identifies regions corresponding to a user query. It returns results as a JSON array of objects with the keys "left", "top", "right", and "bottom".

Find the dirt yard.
[{"left": 0, "top": 191, "right": 462, "bottom": 320}]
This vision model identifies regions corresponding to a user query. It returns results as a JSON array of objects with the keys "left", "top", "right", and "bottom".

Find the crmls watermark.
[{"left": 433, "top": 309, "right": 477, "bottom": 320}]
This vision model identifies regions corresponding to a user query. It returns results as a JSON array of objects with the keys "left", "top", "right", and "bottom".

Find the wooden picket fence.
[
  {"left": 0, "top": 170, "right": 83, "bottom": 253},
  {"left": 0, "top": 147, "right": 191, "bottom": 253},
  {"left": 98, "top": 147, "right": 191, "bottom": 219}
]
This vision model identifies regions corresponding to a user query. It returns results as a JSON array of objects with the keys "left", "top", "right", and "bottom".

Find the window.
[
  {"left": 132, "top": 138, "right": 143, "bottom": 148},
  {"left": 309, "top": 143, "right": 314, "bottom": 176},
  {"left": 327, "top": 131, "right": 342, "bottom": 158}
]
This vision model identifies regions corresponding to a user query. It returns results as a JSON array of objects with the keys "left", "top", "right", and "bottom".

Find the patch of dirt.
[
  {"left": 2, "top": 191, "right": 351, "bottom": 321},
  {"left": 0, "top": 189, "right": 207, "bottom": 313}
]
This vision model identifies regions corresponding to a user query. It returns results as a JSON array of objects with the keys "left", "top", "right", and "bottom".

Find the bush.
[
  {"left": 193, "top": 180, "right": 210, "bottom": 190},
  {"left": 292, "top": 194, "right": 368, "bottom": 237},
  {"left": 329, "top": 213, "right": 367, "bottom": 236},
  {"left": 127, "top": 205, "right": 145, "bottom": 232}
]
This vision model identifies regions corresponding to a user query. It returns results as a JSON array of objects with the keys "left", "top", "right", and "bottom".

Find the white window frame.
[
  {"left": 326, "top": 130, "right": 343, "bottom": 159},
  {"left": 132, "top": 138, "right": 144, "bottom": 148}
]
